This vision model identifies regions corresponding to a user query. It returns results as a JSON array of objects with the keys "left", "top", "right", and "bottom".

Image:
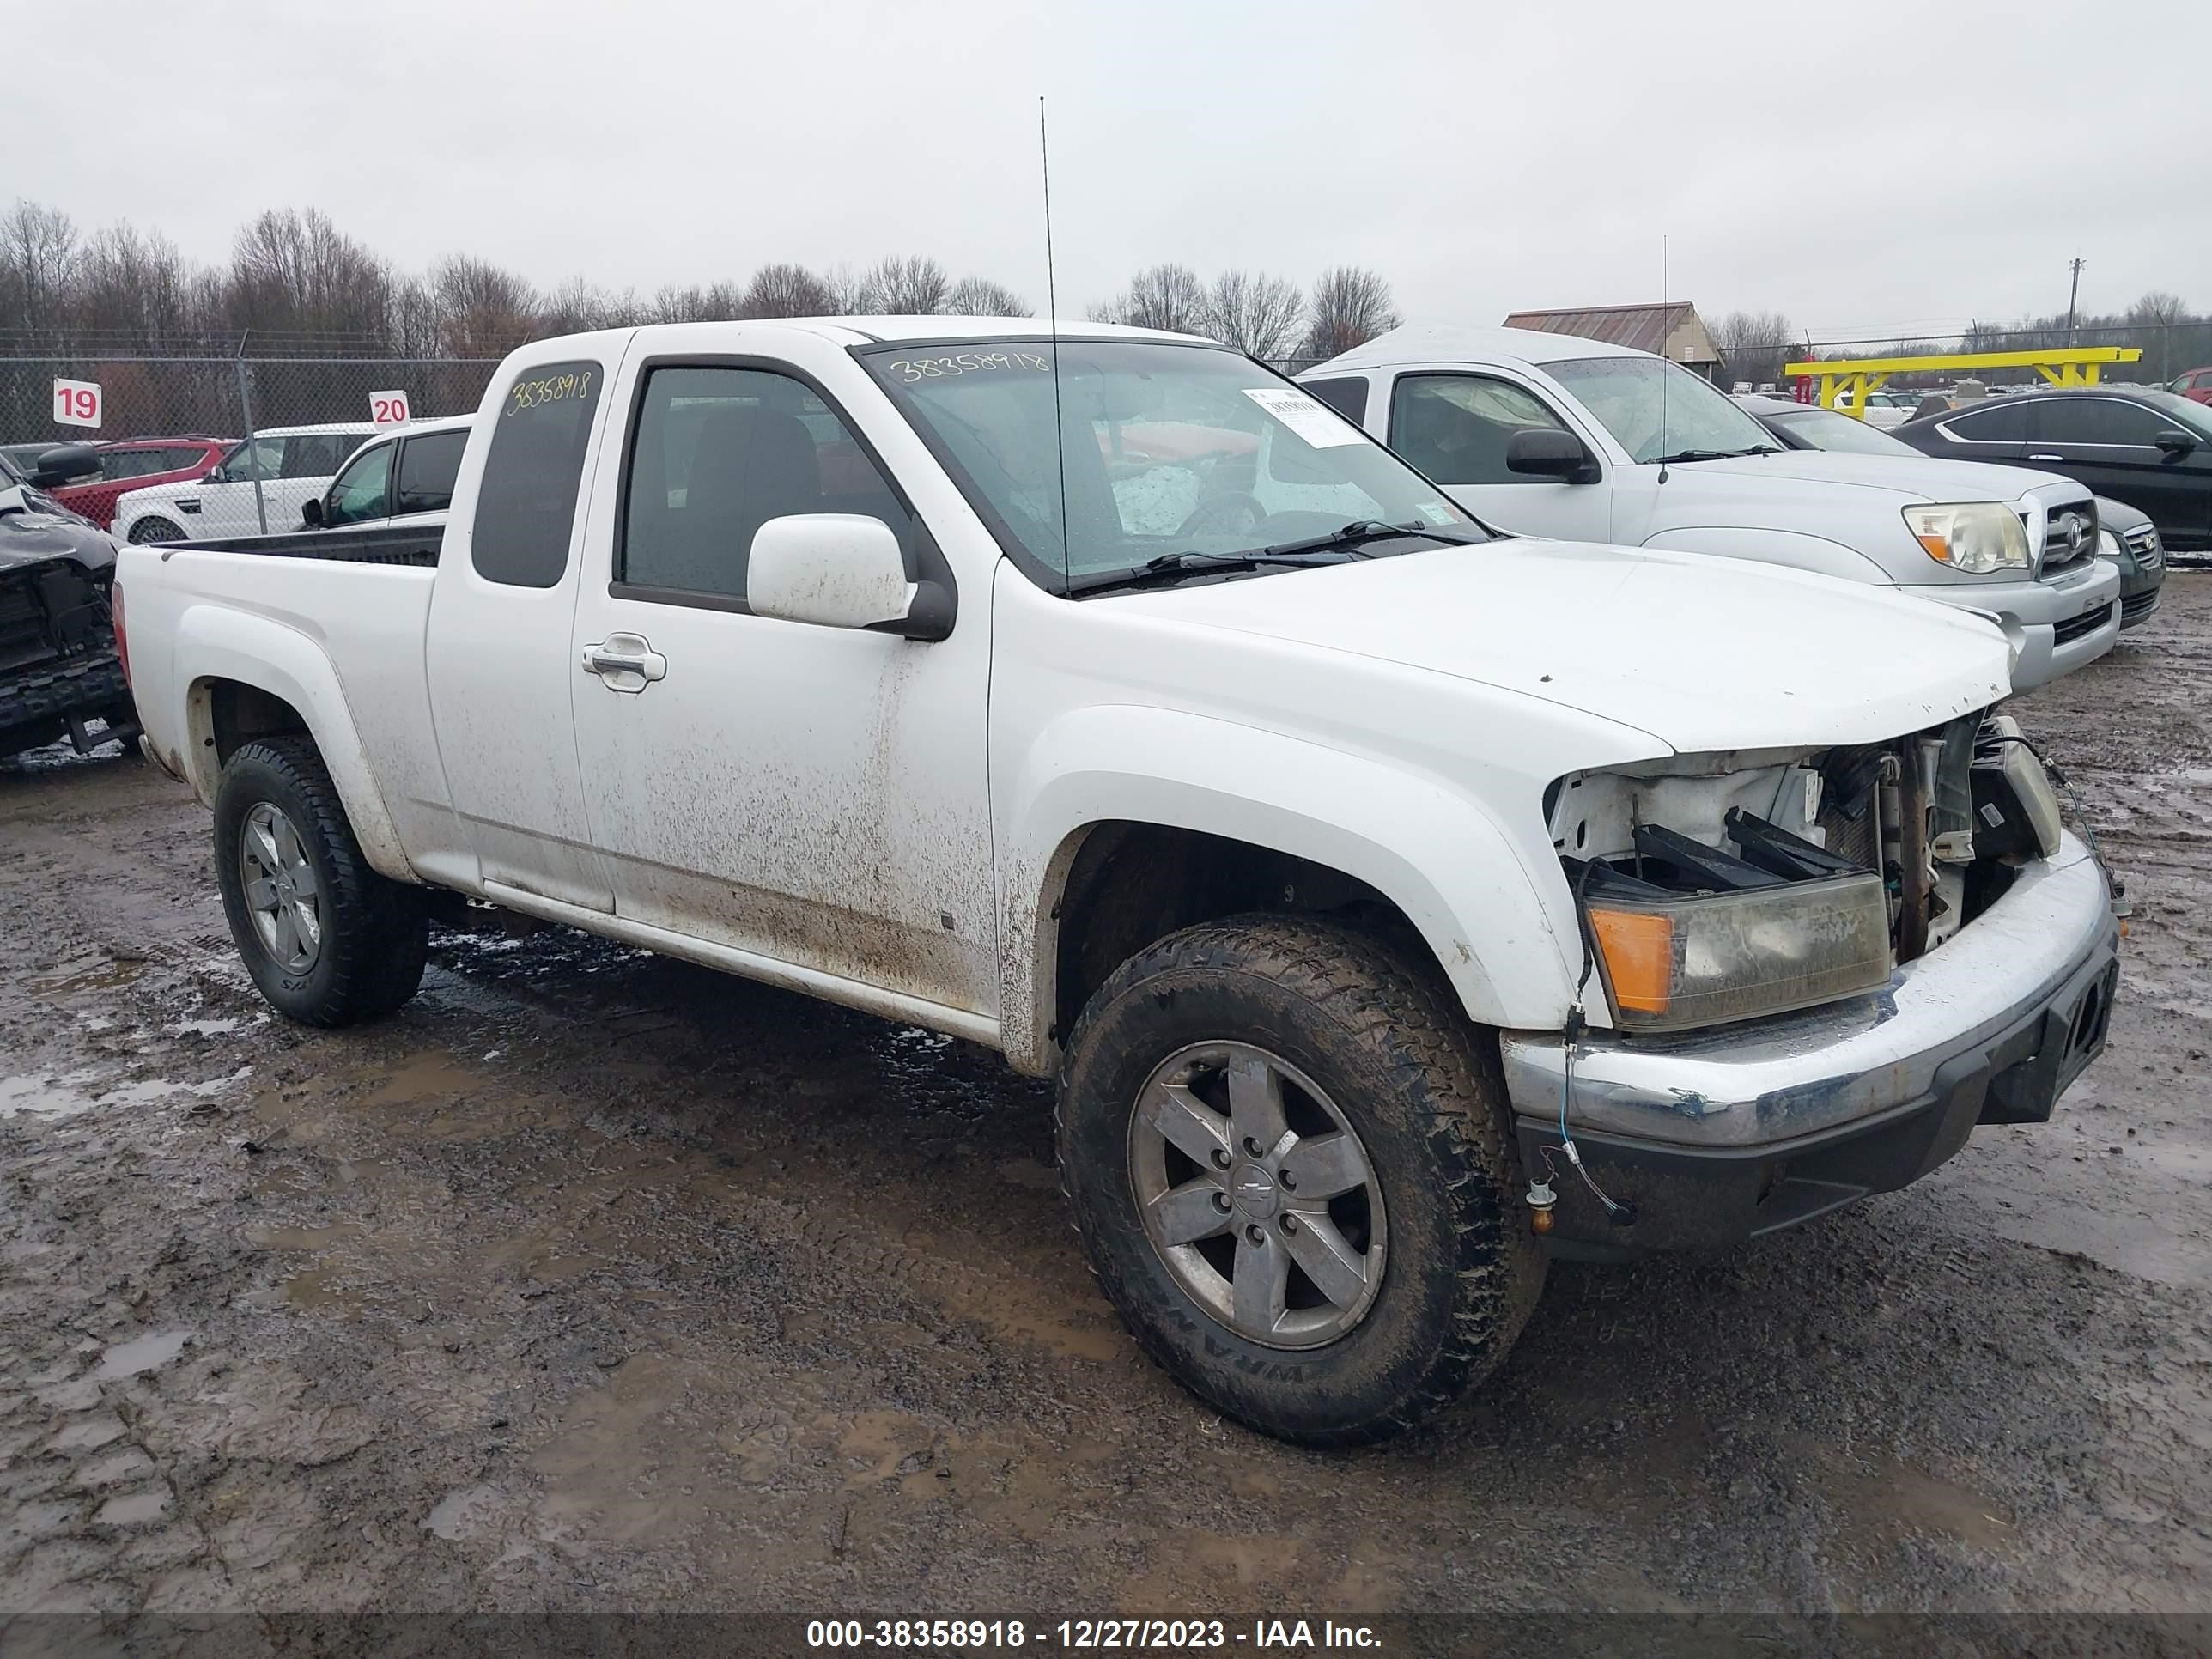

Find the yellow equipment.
[{"left": 1783, "top": 347, "right": 2144, "bottom": 419}]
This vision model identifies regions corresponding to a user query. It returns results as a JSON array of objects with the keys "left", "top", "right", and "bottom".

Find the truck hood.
[
  {"left": 0, "top": 488, "right": 118, "bottom": 574},
  {"left": 1113, "top": 538, "right": 2011, "bottom": 754},
  {"left": 1685, "top": 447, "right": 2075, "bottom": 505}
]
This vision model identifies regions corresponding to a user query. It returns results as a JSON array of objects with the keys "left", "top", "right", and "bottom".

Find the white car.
[
  {"left": 111, "top": 423, "right": 377, "bottom": 544},
  {"left": 1297, "top": 325, "right": 2119, "bottom": 689},
  {"left": 303, "top": 416, "right": 473, "bottom": 534},
  {"left": 119, "top": 319, "right": 2119, "bottom": 1446}
]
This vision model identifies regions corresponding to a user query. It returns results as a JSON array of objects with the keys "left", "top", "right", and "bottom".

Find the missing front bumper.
[{"left": 1498, "top": 831, "right": 2119, "bottom": 1255}]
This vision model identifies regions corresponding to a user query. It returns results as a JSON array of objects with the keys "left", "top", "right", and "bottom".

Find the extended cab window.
[
  {"left": 325, "top": 442, "right": 392, "bottom": 525},
  {"left": 619, "top": 365, "right": 913, "bottom": 604},
  {"left": 472, "top": 360, "right": 603, "bottom": 587},
  {"left": 1391, "top": 374, "right": 1576, "bottom": 484},
  {"left": 395, "top": 428, "right": 466, "bottom": 514},
  {"left": 1303, "top": 378, "right": 1369, "bottom": 424}
]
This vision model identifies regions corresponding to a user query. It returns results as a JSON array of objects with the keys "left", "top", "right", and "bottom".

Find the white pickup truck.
[{"left": 118, "top": 319, "right": 2122, "bottom": 1445}]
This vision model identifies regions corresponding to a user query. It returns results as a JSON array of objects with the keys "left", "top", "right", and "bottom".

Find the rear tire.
[
  {"left": 127, "top": 517, "right": 185, "bottom": 544},
  {"left": 214, "top": 736, "right": 427, "bottom": 1026},
  {"left": 1057, "top": 915, "right": 1545, "bottom": 1447}
]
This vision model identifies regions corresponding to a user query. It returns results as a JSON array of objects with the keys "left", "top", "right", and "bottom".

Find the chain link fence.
[{"left": 2, "top": 354, "right": 500, "bottom": 449}]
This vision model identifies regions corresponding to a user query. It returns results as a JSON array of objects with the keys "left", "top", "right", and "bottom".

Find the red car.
[
  {"left": 2172, "top": 368, "right": 2212, "bottom": 406},
  {"left": 46, "top": 436, "right": 233, "bottom": 530}
]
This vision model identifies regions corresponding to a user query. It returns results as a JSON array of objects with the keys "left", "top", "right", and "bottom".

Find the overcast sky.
[{"left": 16, "top": 0, "right": 2209, "bottom": 341}]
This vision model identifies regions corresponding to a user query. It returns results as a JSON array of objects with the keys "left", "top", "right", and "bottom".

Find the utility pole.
[{"left": 2064, "top": 257, "right": 2085, "bottom": 346}]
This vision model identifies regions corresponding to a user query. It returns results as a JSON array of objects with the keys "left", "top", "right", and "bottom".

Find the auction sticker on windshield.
[{"left": 1242, "top": 387, "right": 1363, "bottom": 447}]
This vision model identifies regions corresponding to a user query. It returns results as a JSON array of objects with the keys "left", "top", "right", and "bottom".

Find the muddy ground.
[{"left": 2, "top": 582, "right": 2208, "bottom": 1632}]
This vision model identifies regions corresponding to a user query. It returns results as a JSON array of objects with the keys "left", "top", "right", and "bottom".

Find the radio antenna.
[
  {"left": 1039, "top": 95, "right": 1073, "bottom": 592},
  {"left": 1657, "top": 234, "right": 1671, "bottom": 485}
]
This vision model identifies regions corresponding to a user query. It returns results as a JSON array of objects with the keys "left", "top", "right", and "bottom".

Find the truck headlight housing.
[
  {"left": 2098, "top": 526, "right": 2122, "bottom": 557},
  {"left": 1905, "top": 503, "right": 2031, "bottom": 574},
  {"left": 1585, "top": 872, "right": 1893, "bottom": 1033}
]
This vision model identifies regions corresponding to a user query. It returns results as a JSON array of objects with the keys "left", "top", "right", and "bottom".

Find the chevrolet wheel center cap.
[{"left": 1232, "top": 1164, "right": 1280, "bottom": 1219}]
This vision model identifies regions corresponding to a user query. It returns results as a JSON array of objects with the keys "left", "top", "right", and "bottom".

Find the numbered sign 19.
[
  {"left": 53, "top": 378, "right": 103, "bottom": 428},
  {"left": 369, "top": 389, "right": 410, "bottom": 427}
]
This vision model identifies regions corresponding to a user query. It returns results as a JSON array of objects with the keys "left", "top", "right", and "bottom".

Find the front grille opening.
[{"left": 2055, "top": 602, "right": 2115, "bottom": 646}]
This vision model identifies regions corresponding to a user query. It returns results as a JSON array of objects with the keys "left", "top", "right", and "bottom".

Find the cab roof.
[{"left": 1308, "top": 323, "right": 1647, "bottom": 374}]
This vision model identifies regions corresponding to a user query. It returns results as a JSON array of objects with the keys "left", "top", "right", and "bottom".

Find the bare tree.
[
  {"left": 740, "top": 261, "right": 836, "bottom": 318},
  {"left": 0, "top": 200, "right": 80, "bottom": 337},
  {"left": 1201, "top": 270, "right": 1305, "bottom": 358},
  {"left": 425, "top": 254, "right": 538, "bottom": 356},
  {"left": 646, "top": 281, "right": 744, "bottom": 324},
  {"left": 224, "top": 208, "right": 396, "bottom": 340},
  {"left": 857, "top": 255, "right": 951, "bottom": 314},
  {"left": 538, "top": 277, "right": 646, "bottom": 335},
  {"left": 1302, "top": 267, "right": 1399, "bottom": 361},
  {"left": 70, "top": 224, "right": 198, "bottom": 349},
  {"left": 1092, "top": 264, "right": 1207, "bottom": 332},
  {"left": 1711, "top": 308, "right": 1798, "bottom": 390},
  {"left": 945, "top": 276, "right": 1028, "bottom": 317}
]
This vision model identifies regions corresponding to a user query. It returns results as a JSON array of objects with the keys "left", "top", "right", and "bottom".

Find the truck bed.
[{"left": 169, "top": 521, "right": 443, "bottom": 567}]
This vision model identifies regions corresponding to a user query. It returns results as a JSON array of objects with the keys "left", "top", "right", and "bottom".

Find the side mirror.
[
  {"left": 747, "top": 514, "right": 953, "bottom": 641},
  {"left": 1506, "top": 428, "right": 1600, "bottom": 483},
  {"left": 2154, "top": 428, "right": 2198, "bottom": 457},
  {"left": 31, "top": 444, "right": 98, "bottom": 488},
  {"left": 301, "top": 497, "right": 325, "bottom": 527}
]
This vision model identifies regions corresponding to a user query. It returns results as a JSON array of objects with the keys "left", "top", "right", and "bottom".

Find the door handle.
[
  {"left": 580, "top": 633, "right": 666, "bottom": 692},
  {"left": 2027, "top": 453, "right": 2064, "bottom": 462}
]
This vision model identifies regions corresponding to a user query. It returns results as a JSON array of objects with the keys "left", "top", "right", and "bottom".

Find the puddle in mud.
[
  {"left": 0, "top": 1066, "right": 251, "bottom": 1120},
  {"left": 28, "top": 954, "right": 147, "bottom": 994},
  {"left": 94, "top": 1328, "right": 194, "bottom": 1379}
]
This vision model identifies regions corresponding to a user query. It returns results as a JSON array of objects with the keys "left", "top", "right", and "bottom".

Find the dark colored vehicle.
[
  {"left": 1738, "top": 395, "right": 2165, "bottom": 629},
  {"left": 0, "top": 448, "right": 137, "bottom": 761},
  {"left": 45, "top": 436, "right": 232, "bottom": 531},
  {"left": 1894, "top": 388, "right": 2212, "bottom": 551},
  {"left": 2172, "top": 368, "right": 2212, "bottom": 406}
]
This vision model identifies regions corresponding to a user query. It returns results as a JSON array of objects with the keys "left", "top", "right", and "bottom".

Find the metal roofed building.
[{"left": 1500, "top": 301, "right": 1723, "bottom": 380}]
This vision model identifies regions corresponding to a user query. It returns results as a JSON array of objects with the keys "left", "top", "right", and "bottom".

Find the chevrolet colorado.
[{"left": 118, "top": 319, "right": 2121, "bottom": 1444}]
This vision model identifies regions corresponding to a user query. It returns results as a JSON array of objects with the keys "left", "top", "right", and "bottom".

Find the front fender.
[
  {"left": 997, "top": 705, "right": 1583, "bottom": 1074},
  {"left": 175, "top": 603, "right": 416, "bottom": 882}
]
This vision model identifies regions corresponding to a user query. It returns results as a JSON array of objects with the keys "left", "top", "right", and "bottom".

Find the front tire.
[
  {"left": 128, "top": 517, "right": 185, "bottom": 544},
  {"left": 1057, "top": 915, "right": 1545, "bottom": 1446},
  {"left": 214, "top": 737, "right": 427, "bottom": 1026}
]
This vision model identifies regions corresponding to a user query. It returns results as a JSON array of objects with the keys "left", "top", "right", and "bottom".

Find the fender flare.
[
  {"left": 997, "top": 706, "right": 1582, "bottom": 1074},
  {"left": 174, "top": 603, "right": 416, "bottom": 882}
]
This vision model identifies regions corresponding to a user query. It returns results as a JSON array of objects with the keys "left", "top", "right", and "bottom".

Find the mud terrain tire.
[
  {"left": 1057, "top": 914, "right": 1545, "bottom": 1446},
  {"left": 214, "top": 736, "right": 427, "bottom": 1026}
]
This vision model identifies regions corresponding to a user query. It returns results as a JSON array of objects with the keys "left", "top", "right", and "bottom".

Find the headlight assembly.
[
  {"left": 1585, "top": 873, "right": 1893, "bottom": 1033},
  {"left": 1905, "top": 503, "right": 2031, "bottom": 574}
]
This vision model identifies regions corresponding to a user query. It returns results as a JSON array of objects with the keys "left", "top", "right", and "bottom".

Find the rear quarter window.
[{"left": 471, "top": 362, "right": 603, "bottom": 587}]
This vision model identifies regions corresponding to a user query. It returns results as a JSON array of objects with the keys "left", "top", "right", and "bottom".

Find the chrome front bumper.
[{"left": 1499, "top": 831, "right": 2118, "bottom": 1150}]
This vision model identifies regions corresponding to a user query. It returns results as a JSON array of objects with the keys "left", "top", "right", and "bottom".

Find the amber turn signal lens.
[{"left": 1586, "top": 908, "right": 1675, "bottom": 1014}]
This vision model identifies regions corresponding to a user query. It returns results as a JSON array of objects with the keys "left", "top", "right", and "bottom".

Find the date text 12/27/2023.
[{"left": 805, "top": 1619, "right": 1383, "bottom": 1650}]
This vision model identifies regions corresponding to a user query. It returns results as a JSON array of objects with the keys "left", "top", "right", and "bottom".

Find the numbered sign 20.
[
  {"left": 369, "top": 389, "right": 410, "bottom": 427},
  {"left": 53, "top": 378, "right": 103, "bottom": 428}
]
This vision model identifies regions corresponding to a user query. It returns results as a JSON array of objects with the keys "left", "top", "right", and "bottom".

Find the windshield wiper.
[
  {"left": 1651, "top": 446, "right": 1777, "bottom": 465},
  {"left": 1258, "top": 518, "right": 1482, "bottom": 557},
  {"left": 1066, "top": 549, "right": 1363, "bottom": 597}
]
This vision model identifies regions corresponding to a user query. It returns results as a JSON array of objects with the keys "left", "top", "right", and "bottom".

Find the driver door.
[{"left": 565, "top": 352, "right": 1000, "bottom": 1022}]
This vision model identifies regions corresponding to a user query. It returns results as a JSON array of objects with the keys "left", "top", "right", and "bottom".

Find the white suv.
[{"left": 111, "top": 423, "right": 377, "bottom": 543}]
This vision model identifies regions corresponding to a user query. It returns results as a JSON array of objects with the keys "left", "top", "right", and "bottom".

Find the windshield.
[
  {"left": 860, "top": 339, "right": 1483, "bottom": 592},
  {"left": 1768, "top": 406, "right": 1918, "bottom": 457},
  {"left": 1547, "top": 356, "right": 1776, "bottom": 462}
]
